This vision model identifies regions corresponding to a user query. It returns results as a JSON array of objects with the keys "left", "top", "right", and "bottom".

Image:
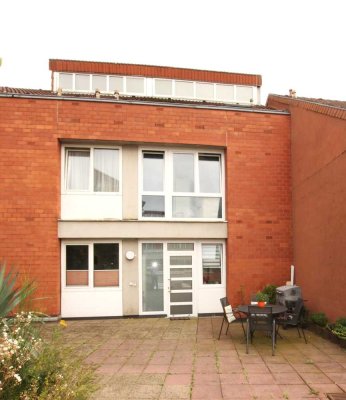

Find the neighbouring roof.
[
  {"left": 0, "top": 86, "right": 283, "bottom": 113},
  {"left": 267, "top": 94, "right": 346, "bottom": 120},
  {"left": 49, "top": 59, "right": 262, "bottom": 87}
]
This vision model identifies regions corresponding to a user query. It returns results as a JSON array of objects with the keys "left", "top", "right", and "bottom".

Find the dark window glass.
[
  {"left": 66, "top": 245, "right": 88, "bottom": 270},
  {"left": 142, "top": 195, "right": 165, "bottom": 217},
  {"left": 94, "top": 243, "right": 119, "bottom": 270}
]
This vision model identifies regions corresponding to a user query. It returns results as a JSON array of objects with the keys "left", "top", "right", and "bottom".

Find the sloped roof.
[
  {"left": 0, "top": 86, "right": 282, "bottom": 113},
  {"left": 267, "top": 94, "right": 346, "bottom": 120},
  {"left": 49, "top": 59, "right": 262, "bottom": 87}
]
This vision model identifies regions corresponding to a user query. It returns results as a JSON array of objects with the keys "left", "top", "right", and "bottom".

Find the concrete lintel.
[{"left": 58, "top": 220, "right": 228, "bottom": 239}]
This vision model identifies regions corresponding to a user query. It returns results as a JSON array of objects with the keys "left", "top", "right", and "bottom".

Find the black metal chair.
[
  {"left": 246, "top": 305, "right": 276, "bottom": 356},
  {"left": 276, "top": 298, "right": 307, "bottom": 343},
  {"left": 218, "top": 297, "right": 246, "bottom": 340}
]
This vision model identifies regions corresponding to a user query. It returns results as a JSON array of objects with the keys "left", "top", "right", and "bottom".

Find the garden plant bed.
[{"left": 308, "top": 323, "right": 346, "bottom": 349}]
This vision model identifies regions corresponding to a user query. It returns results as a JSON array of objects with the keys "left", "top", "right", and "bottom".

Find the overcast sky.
[{"left": 1, "top": 0, "right": 345, "bottom": 104}]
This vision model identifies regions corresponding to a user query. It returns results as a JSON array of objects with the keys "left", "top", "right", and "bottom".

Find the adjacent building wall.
[
  {"left": 0, "top": 95, "right": 292, "bottom": 315},
  {"left": 268, "top": 96, "right": 346, "bottom": 321}
]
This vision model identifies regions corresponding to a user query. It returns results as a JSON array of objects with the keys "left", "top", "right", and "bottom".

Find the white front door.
[{"left": 166, "top": 245, "right": 195, "bottom": 317}]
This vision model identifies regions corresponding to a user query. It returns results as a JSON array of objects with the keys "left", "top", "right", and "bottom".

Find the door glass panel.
[
  {"left": 170, "top": 293, "right": 192, "bottom": 302},
  {"left": 142, "top": 195, "right": 165, "bottom": 217},
  {"left": 142, "top": 243, "right": 164, "bottom": 312},
  {"left": 170, "top": 268, "right": 192, "bottom": 278},
  {"left": 167, "top": 243, "right": 194, "bottom": 251},
  {"left": 199, "top": 154, "right": 221, "bottom": 193},
  {"left": 170, "top": 256, "right": 192, "bottom": 266},
  {"left": 172, "top": 197, "right": 222, "bottom": 218},
  {"left": 173, "top": 153, "right": 194, "bottom": 192},
  {"left": 171, "top": 304, "right": 193, "bottom": 315},
  {"left": 171, "top": 280, "right": 192, "bottom": 290}
]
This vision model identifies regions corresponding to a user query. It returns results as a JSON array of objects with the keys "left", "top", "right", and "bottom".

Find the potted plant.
[{"left": 255, "top": 291, "right": 269, "bottom": 307}]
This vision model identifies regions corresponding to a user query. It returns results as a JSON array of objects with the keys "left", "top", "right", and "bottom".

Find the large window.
[
  {"left": 65, "top": 147, "right": 120, "bottom": 193},
  {"left": 141, "top": 149, "right": 223, "bottom": 219},
  {"left": 65, "top": 242, "right": 119, "bottom": 287}
]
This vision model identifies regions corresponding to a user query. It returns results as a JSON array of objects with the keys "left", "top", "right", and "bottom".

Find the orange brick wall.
[
  {"left": 0, "top": 97, "right": 292, "bottom": 315},
  {"left": 268, "top": 97, "right": 346, "bottom": 321}
]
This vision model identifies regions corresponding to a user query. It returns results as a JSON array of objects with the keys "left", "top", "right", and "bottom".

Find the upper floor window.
[
  {"left": 65, "top": 147, "right": 120, "bottom": 193},
  {"left": 56, "top": 72, "right": 256, "bottom": 104},
  {"left": 141, "top": 149, "right": 223, "bottom": 220}
]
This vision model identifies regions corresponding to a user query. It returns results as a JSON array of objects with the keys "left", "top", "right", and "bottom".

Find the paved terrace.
[{"left": 59, "top": 317, "right": 346, "bottom": 399}]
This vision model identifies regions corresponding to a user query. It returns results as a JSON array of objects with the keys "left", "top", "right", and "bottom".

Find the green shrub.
[
  {"left": 331, "top": 324, "right": 346, "bottom": 340},
  {"left": 261, "top": 284, "right": 277, "bottom": 304},
  {"left": 0, "top": 314, "right": 97, "bottom": 399},
  {"left": 335, "top": 317, "right": 346, "bottom": 327},
  {"left": 311, "top": 312, "right": 328, "bottom": 327}
]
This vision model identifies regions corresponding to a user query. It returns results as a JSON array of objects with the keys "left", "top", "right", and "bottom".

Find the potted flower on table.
[{"left": 256, "top": 291, "right": 269, "bottom": 307}]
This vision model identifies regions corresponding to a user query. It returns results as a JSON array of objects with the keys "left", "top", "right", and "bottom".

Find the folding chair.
[
  {"left": 218, "top": 297, "right": 245, "bottom": 339},
  {"left": 246, "top": 305, "right": 276, "bottom": 356}
]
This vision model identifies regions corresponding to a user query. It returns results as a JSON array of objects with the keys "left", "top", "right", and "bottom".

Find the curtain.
[
  {"left": 67, "top": 150, "right": 90, "bottom": 190},
  {"left": 94, "top": 149, "right": 119, "bottom": 192}
]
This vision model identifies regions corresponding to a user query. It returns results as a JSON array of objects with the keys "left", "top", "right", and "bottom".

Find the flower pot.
[{"left": 258, "top": 301, "right": 266, "bottom": 307}]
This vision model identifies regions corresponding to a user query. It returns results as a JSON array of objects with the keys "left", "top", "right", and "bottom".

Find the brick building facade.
[{"left": 0, "top": 60, "right": 292, "bottom": 318}]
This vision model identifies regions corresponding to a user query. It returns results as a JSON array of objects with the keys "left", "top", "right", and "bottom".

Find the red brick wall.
[
  {"left": 0, "top": 97, "right": 292, "bottom": 315},
  {"left": 268, "top": 97, "right": 346, "bottom": 321}
]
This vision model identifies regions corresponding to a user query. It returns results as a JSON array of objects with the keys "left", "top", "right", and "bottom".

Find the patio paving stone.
[{"left": 54, "top": 316, "right": 346, "bottom": 399}]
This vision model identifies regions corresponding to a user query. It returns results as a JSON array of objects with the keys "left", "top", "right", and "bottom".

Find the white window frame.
[
  {"left": 200, "top": 242, "right": 225, "bottom": 287},
  {"left": 56, "top": 72, "right": 257, "bottom": 104},
  {"left": 61, "top": 239, "right": 122, "bottom": 291},
  {"left": 61, "top": 144, "right": 122, "bottom": 196},
  {"left": 138, "top": 147, "right": 225, "bottom": 221}
]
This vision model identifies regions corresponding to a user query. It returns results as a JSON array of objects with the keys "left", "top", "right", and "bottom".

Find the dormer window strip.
[{"left": 56, "top": 72, "right": 257, "bottom": 104}]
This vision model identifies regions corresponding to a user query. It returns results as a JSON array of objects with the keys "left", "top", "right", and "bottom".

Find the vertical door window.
[
  {"left": 66, "top": 245, "right": 89, "bottom": 286},
  {"left": 202, "top": 244, "right": 222, "bottom": 284},
  {"left": 94, "top": 149, "right": 119, "bottom": 192},
  {"left": 94, "top": 243, "right": 119, "bottom": 287},
  {"left": 142, "top": 152, "right": 165, "bottom": 217},
  {"left": 142, "top": 243, "right": 164, "bottom": 312}
]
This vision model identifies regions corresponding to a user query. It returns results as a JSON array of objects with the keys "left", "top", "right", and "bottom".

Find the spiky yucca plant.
[{"left": 0, "top": 263, "right": 35, "bottom": 317}]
